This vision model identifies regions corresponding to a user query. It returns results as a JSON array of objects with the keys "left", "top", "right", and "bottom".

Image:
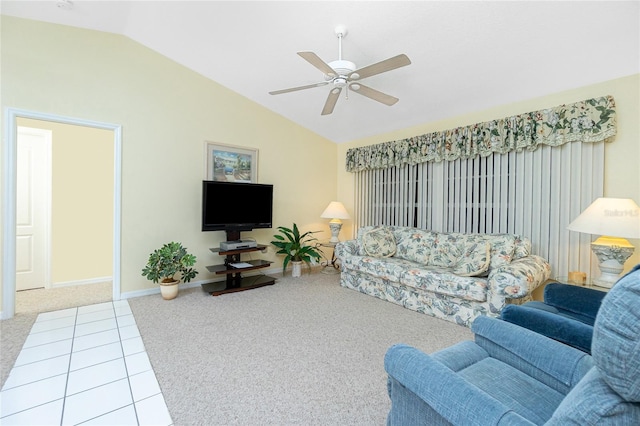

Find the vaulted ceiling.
[{"left": 2, "top": 1, "right": 638, "bottom": 143}]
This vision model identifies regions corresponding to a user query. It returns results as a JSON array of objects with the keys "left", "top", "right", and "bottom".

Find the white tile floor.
[{"left": 0, "top": 300, "right": 173, "bottom": 425}]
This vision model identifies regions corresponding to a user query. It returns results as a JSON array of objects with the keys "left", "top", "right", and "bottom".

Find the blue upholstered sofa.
[
  {"left": 384, "top": 264, "right": 640, "bottom": 425},
  {"left": 335, "top": 226, "right": 551, "bottom": 326}
]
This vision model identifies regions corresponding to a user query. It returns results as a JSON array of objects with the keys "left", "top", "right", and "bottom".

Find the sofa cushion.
[
  {"left": 430, "top": 233, "right": 466, "bottom": 268},
  {"left": 473, "top": 234, "right": 517, "bottom": 269},
  {"left": 401, "top": 268, "right": 488, "bottom": 302},
  {"left": 491, "top": 234, "right": 530, "bottom": 260},
  {"left": 429, "top": 234, "right": 491, "bottom": 276},
  {"left": 513, "top": 235, "right": 531, "bottom": 260},
  {"left": 362, "top": 226, "right": 397, "bottom": 258},
  {"left": 341, "top": 255, "right": 417, "bottom": 283},
  {"left": 429, "top": 233, "right": 516, "bottom": 276},
  {"left": 452, "top": 241, "right": 491, "bottom": 277},
  {"left": 393, "top": 228, "right": 437, "bottom": 265}
]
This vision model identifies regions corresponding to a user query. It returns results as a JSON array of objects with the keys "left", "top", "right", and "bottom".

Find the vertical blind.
[{"left": 353, "top": 142, "right": 604, "bottom": 278}]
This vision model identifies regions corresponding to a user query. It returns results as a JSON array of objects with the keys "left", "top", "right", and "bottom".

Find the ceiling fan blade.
[
  {"left": 298, "top": 51, "right": 337, "bottom": 77},
  {"left": 349, "top": 83, "right": 399, "bottom": 106},
  {"left": 269, "top": 81, "right": 329, "bottom": 95},
  {"left": 321, "top": 88, "right": 342, "bottom": 115},
  {"left": 349, "top": 54, "right": 411, "bottom": 80}
]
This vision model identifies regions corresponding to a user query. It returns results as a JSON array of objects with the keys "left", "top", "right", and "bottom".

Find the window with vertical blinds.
[{"left": 353, "top": 142, "right": 604, "bottom": 278}]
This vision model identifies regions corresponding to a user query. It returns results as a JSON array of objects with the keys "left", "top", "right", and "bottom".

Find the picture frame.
[{"left": 204, "top": 142, "right": 258, "bottom": 183}]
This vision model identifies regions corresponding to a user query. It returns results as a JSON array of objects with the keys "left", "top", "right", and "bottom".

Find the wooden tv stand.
[{"left": 202, "top": 244, "right": 275, "bottom": 296}]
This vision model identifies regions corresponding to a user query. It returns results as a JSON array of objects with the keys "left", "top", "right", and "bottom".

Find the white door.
[{"left": 16, "top": 126, "right": 52, "bottom": 291}]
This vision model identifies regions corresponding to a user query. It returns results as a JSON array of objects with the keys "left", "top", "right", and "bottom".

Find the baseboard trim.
[
  {"left": 119, "top": 266, "right": 326, "bottom": 300},
  {"left": 120, "top": 278, "right": 215, "bottom": 300},
  {"left": 52, "top": 276, "right": 112, "bottom": 289}
]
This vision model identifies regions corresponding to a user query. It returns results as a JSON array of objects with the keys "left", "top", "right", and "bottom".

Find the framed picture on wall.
[{"left": 204, "top": 142, "right": 258, "bottom": 183}]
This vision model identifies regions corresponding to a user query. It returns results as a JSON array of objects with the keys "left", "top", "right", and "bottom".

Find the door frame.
[{"left": 2, "top": 108, "right": 122, "bottom": 319}]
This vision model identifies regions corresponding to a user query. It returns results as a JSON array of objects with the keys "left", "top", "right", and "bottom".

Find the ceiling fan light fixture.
[
  {"left": 350, "top": 83, "right": 361, "bottom": 91},
  {"left": 334, "top": 78, "right": 348, "bottom": 88}
]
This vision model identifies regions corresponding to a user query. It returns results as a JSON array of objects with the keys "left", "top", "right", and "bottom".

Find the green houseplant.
[
  {"left": 141, "top": 241, "right": 198, "bottom": 299},
  {"left": 271, "top": 224, "right": 323, "bottom": 277}
]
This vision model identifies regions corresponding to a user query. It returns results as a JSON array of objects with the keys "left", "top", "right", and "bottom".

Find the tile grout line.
[
  {"left": 59, "top": 306, "right": 79, "bottom": 426},
  {"left": 115, "top": 300, "right": 141, "bottom": 426},
  {"left": 60, "top": 302, "right": 135, "bottom": 425},
  {"left": 66, "top": 301, "right": 139, "bottom": 425}
]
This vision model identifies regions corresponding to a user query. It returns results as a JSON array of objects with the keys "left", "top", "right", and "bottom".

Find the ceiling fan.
[{"left": 269, "top": 26, "right": 411, "bottom": 116}]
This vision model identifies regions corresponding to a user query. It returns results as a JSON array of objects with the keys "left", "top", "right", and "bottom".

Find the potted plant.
[
  {"left": 141, "top": 241, "right": 198, "bottom": 300},
  {"left": 271, "top": 224, "right": 323, "bottom": 277}
]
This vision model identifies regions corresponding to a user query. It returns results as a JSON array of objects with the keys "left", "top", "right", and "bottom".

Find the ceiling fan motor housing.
[{"left": 326, "top": 59, "right": 356, "bottom": 79}]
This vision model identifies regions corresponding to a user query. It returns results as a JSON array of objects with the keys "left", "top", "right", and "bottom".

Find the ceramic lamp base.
[
  {"left": 591, "top": 238, "right": 635, "bottom": 288},
  {"left": 328, "top": 220, "right": 343, "bottom": 243}
]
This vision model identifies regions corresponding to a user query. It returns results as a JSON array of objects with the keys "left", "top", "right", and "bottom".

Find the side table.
[
  {"left": 315, "top": 241, "right": 340, "bottom": 275},
  {"left": 553, "top": 276, "right": 610, "bottom": 293}
]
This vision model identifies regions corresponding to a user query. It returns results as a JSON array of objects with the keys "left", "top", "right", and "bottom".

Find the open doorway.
[
  {"left": 16, "top": 118, "right": 114, "bottom": 314},
  {"left": 2, "top": 109, "right": 122, "bottom": 319}
]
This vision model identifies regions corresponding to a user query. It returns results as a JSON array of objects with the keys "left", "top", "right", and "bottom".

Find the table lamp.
[
  {"left": 567, "top": 197, "right": 640, "bottom": 288},
  {"left": 321, "top": 201, "right": 350, "bottom": 243}
]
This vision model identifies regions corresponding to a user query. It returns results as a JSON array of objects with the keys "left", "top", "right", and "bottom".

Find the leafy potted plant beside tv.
[
  {"left": 271, "top": 224, "right": 323, "bottom": 278},
  {"left": 141, "top": 242, "right": 198, "bottom": 300}
]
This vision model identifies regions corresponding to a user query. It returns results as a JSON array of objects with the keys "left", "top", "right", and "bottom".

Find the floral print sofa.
[{"left": 334, "top": 226, "right": 551, "bottom": 326}]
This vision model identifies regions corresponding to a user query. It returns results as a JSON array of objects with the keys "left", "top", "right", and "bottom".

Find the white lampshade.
[
  {"left": 321, "top": 201, "right": 350, "bottom": 243},
  {"left": 567, "top": 198, "right": 640, "bottom": 238},
  {"left": 321, "top": 201, "right": 351, "bottom": 220},
  {"left": 567, "top": 197, "right": 640, "bottom": 288}
]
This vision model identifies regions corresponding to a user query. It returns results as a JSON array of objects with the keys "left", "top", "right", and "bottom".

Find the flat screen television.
[{"left": 201, "top": 181, "right": 273, "bottom": 235}]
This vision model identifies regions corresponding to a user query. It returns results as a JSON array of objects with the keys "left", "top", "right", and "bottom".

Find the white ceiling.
[{"left": 2, "top": 1, "right": 639, "bottom": 143}]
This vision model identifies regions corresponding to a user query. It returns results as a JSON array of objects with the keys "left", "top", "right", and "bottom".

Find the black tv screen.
[{"left": 202, "top": 181, "right": 273, "bottom": 232}]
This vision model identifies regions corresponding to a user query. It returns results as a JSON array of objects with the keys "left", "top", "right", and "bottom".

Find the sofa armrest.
[
  {"left": 334, "top": 239, "right": 358, "bottom": 261},
  {"left": 472, "top": 316, "right": 593, "bottom": 393},
  {"left": 501, "top": 304, "right": 594, "bottom": 353},
  {"left": 488, "top": 255, "right": 551, "bottom": 299},
  {"left": 543, "top": 283, "right": 605, "bottom": 322},
  {"left": 385, "top": 344, "right": 535, "bottom": 426}
]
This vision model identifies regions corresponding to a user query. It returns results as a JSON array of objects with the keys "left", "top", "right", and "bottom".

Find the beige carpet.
[
  {"left": 1, "top": 275, "right": 473, "bottom": 424},
  {"left": 1, "top": 282, "right": 112, "bottom": 386},
  {"left": 129, "top": 273, "right": 473, "bottom": 425}
]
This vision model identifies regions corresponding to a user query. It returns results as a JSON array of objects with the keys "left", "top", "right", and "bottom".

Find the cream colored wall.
[
  {"left": 337, "top": 74, "right": 640, "bottom": 274},
  {"left": 1, "top": 16, "right": 337, "bottom": 303},
  {"left": 16, "top": 118, "right": 114, "bottom": 284}
]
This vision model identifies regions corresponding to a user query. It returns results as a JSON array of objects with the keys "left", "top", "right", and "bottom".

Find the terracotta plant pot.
[{"left": 160, "top": 280, "right": 179, "bottom": 300}]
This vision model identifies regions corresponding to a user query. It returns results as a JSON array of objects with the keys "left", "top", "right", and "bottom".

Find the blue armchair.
[
  {"left": 500, "top": 283, "right": 606, "bottom": 353},
  {"left": 384, "top": 265, "right": 640, "bottom": 425}
]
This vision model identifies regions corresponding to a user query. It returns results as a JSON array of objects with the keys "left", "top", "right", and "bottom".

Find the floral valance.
[{"left": 346, "top": 95, "right": 616, "bottom": 172}]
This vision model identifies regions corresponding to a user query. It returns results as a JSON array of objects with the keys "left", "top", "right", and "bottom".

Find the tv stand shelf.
[
  {"left": 202, "top": 244, "right": 275, "bottom": 296},
  {"left": 209, "top": 244, "right": 268, "bottom": 256},
  {"left": 206, "top": 259, "right": 272, "bottom": 274}
]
